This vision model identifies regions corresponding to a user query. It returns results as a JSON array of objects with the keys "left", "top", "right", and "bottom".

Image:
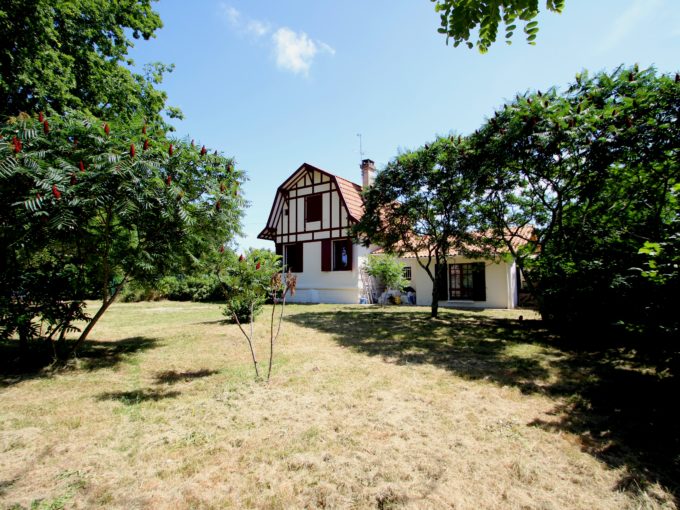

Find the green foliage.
[
  {"left": 364, "top": 255, "right": 408, "bottom": 294},
  {"left": 217, "top": 249, "right": 281, "bottom": 323},
  {"left": 431, "top": 0, "right": 565, "bottom": 52},
  {"left": 0, "top": 110, "right": 244, "bottom": 355},
  {"left": 470, "top": 65, "right": 679, "bottom": 336},
  {"left": 353, "top": 136, "right": 491, "bottom": 317},
  {"left": 215, "top": 247, "right": 296, "bottom": 381},
  {"left": 0, "top": 0, "right": 175, "bottom": 125}
]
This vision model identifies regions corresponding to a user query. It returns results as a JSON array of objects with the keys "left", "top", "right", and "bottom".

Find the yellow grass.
[{"left": 0, "top": 301, "right": 676, "bottom": 509}]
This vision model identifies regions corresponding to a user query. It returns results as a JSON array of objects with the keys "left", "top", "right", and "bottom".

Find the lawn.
[{"left": 0, "top": 301, "right": 677, "bottom": 509}]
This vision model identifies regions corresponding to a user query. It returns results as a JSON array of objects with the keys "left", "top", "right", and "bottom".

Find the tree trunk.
[
  {"left": 18, "top": 323, "right": 29, "bottom": 360},
  {"left": 231, "top": 306, "right": 260, "bottom": 379},
  {"left": 430, "top": 281, "right": 439, "bottom": 318},
  {"left": 71, "top": 276, "right": 127, "bottom": 356}
]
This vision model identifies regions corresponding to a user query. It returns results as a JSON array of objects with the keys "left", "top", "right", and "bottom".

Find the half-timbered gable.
[
  {"left": 258, "top": 163, "right": 363, "bottom": 246},
  {"left": 257, "top": 163, "right": 371, "bottom": 304}
]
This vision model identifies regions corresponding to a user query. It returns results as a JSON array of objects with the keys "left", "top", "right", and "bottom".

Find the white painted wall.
[
  {"left": 287, "top": 241, "right": 372, "bottom": 304},
  {"left": 399, "top": 256, "right": 518, "bottom": 309}
]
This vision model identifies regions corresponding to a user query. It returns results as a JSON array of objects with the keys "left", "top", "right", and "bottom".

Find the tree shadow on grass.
[
  {"left": 287, "top": 307, "right": 679, "bottom": 503},
  {"left": 288, "top": 308, "right": 555, "bottom": 391},
  {"left": 153, "top": 369, "right": 218, "bottom": 384},
  {"left": 96, "top": 388, "right": 181, "bottom": 405},
  {"left": 0, "top": 336, "right": 159, "bottom": 387}
]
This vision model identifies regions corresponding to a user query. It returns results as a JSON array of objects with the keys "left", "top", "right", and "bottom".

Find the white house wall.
[
  {"left": 400, "top": 256, "right": 518, "bottom": 309},
  {"left": 288, "top": 241, "right": 372, "bottom": 304}
]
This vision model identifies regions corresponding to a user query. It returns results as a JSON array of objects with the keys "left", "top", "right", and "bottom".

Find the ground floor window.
[
  {"left": 284, "top": 243, "right": 303, "bottom": 273},
  {"left": 332, "top": 239, "right": 352, "bottom": 271},
  {"left": 449, "top": 263, "right": 486, "bottom": 301}
]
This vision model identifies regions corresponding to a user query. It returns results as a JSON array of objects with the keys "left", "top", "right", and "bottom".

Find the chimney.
[{"left": 360, "top": 159, "right": 375, "bottom": 188}]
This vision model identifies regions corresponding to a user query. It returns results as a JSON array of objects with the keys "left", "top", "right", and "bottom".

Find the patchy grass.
[{"left": 0, "top": 301, "right": 677, "bottom": 509}]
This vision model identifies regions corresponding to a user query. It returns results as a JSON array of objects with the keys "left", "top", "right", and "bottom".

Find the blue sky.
[{"left": 128, "top": 0, "right": 680, "bottom": 250}]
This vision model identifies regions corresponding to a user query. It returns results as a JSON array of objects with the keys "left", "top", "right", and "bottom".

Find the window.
[
  {"left": 448, "top": 263, "right": 486, "bottom": 301},
  {"left": 284, "top": 243, "right": 303, "bottom": 273},
  {"left": 402, "top": 266, "right": 412, "bottom": 280},
  {"left": 305, "top": 194, "right": 322, "bottom": 223},
  {"left": 333, "top": 239, "right": 352, "bottom": 271},
  {"left": 321, "top": 239, "right": 352, "bottom": 271}
]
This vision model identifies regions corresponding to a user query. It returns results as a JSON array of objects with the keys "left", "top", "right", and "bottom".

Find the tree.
[
  {"left": 431, "top": 0, "right": 565, "bottom": 52},
  {"left": 0, "top": 110, "right": 244, "bottom": 358},
  {"left": 470, "top": 66, "right": 679, "bottom": 335},
  {"left": 0, "top": 0, "right": 177, "bottom": 124},
  {"left": 216, "top": 249, "right": 296, "bottom": 381},
  {"left": 363, "top": 254, "right": 408, "bottom": 306},
  {"left": 353, "top": 137, "right": 490, "bottom": 318}
]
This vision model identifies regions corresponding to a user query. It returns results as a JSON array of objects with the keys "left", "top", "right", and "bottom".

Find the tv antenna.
[{"left": 357, "top": 133, "right": 365, "bottom": 160}]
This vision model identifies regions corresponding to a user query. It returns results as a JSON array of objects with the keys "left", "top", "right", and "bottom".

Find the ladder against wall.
[{"left": 359, "top": 268, "right": 375, "bottom": 304}]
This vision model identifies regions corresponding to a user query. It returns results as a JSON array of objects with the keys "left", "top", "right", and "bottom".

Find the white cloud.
[
  {"left": 272, "top": 28, "right": 335, "bottom": 76},
  {"left": 220, "top": 4, "right": 240, "bottom": 27},
  {"left": 219, "top": 3, "right": 269, "bottom": 37},
  {"left": 219, "top": 5, "right": 335, "bottom": 77},
  {"left": 317, "top": 41, "right": 336, "bottom": 56},
  {"left": 597, "top": 0, "right": 662, "bottom": 53},
  {"left": 247, "top": 20, "right": 270, "bottom": 38}
]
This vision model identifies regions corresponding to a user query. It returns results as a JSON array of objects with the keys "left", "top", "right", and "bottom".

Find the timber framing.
[{"left": 257, "top": 163, "right": 364, "bottom": 244}]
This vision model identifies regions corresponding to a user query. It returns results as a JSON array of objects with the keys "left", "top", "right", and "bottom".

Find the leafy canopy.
[
  {"left": 470, "top": 65, "right": 679, "bottom": 334},
  {"left": 0, "top": 110, "right": 244, "bottom": 352},
  {"left": 432, "top": 0, "right": 565, "bottom": 52},
  {"left": 353, "top": 136, "right": 490, "bottom": 318},
  {"left": 0, "top": 0, "right": 177, "bottom": 124}
]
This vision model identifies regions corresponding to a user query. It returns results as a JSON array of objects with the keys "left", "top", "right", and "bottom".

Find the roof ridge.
[{"left": 334, "top": 174, "right": 361, "bottom": 188}]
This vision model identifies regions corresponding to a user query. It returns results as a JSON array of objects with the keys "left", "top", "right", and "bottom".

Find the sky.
[{"left": 127, "top": 0, "right": 680, "bottom": 250}]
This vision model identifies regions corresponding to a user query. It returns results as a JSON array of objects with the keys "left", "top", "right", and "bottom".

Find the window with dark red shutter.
[
  {"left": 305, "top": 194, "right": 322, "bottom": 223},
  {"left": 284, "top": 243, "right": 303, "bottom": 273}
]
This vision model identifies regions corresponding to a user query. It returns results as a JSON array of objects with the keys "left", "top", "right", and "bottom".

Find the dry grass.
[{"left": 0, "top": 301, "right": 676, "bottom": 509}]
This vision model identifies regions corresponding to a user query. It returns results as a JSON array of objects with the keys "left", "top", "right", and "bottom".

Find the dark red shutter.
[
  {"left": 345, "top": 240, "right": 353, "bottom": 270},
  {"left": 321, "top": 239, "right": 331, "bottom": 271},
  {"left": 295, "top": 242, "right": 304, "bottom": 272}
]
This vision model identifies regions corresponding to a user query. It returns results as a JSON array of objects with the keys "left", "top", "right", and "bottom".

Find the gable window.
[
  {"left": 284, "top": 243, "right": 303, "bottom": 273},
  {"left": 305, "top": 194, "right": 322, "bottom": 223},
  {"left": 321, "top": 239, "right": 352, "bottom": 271},
  {"left": 448, "top": 263, "right": 486, "bottom": 301}
]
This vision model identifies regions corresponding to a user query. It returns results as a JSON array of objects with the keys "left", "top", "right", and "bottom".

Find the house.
[
  {"left": 257, "top": 160, "right": 375, "bottom": 304},
  {"left": 258, "top": 160, "right": 527, "bottom": 308}
]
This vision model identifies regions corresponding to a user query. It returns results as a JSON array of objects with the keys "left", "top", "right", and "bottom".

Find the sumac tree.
[
  {"left": 216, "top": 249, "right": 296, "bottom": 381},
  {"left": 0, "top": 110, "right": 244, "bottom": 358},
  {"left": 471, "top": 66, "right": 679, "bottom": 336}
]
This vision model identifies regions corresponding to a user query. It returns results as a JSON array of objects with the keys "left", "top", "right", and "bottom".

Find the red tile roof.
[
  {"left": 373, "top": 225, "right": 536, "bottom": 258},
  {"left": 334, "top": 175, "right": 364, "bottom": 222}
]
